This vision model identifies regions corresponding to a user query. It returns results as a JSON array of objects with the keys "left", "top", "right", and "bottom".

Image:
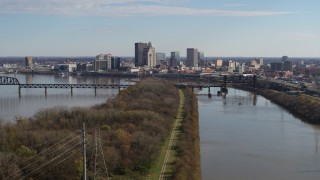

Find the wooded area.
[{"left": 0, "top": 78, "right": 201, "bottom": 179}]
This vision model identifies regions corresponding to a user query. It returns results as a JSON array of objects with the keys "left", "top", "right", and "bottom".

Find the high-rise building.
[
  {"left": 170, "top": 51, "right": 180, "bottom": 67},
  {"left": 135, "top": 42, "right": 148, "bottom": 67},
  {"left": 215, "top": 59, "right": 223, "bottom": 67},
  {"left": 250, "top": 58, "right": 263, "bottom": 69},
  {"left": 156, "top": 52, "right": 166, "bottom": 65},
  {"left": 111, "top": 57, "right": 121, "bottom": 70},
  {"left": 187, "top": 48, "right": 198, "bottom": 67},
  {"left": 135, "top": 42, "right": 156, "bottom": 67},
  {"left": 270, "top": 62, "right": 283, "bottom": 71},
  {"left": 228, "top": 60, "right": 237, "bottom": 72},
  {"left": 198, "top": 52, "right": 204, "bottom": 61},
  {"left": 25, "top": 56, "right": 33, "bottom": 69},
  {"left": 143, "top": 42, "right": 156, "bottom": 68},
  {"left": 283, "top": 60, "right": 293, "bottom": 71},
  {"left": 94, "top": 54, "right": 112, "bottom": 71},
  {"left": 282, "top": 56, "right": 289, "bottom": 62}
]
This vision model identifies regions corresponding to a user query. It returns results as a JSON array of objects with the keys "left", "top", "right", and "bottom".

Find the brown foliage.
[
  {"left": 0, "top": 78, "right": 180, "bottom": 179},
  {"left": 261, "top": 89, "right": 320, "bottom": 124}
]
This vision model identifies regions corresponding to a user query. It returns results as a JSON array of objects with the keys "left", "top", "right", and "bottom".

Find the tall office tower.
[
  {"left": 135, "top": 42, "right": 148, "bottom": 67},
  {"left": 111, "top": 57, "right": 121, "bottom": 70},
  {"left": 270, "top": 62, "right": 284, "bottom": 71},
  {"left": 187, "top": 48, "right": 198, "bottom": 67},
  {"left": 215, "top": 59, "right": 223, "bottom": 67},
  {"left": 282, "top": 56, "right": 288, "bottom": 62},
  {"left": 198, "top": 52, "right": 204, "bottom": 61},
  {"left": 143, "top": 42, "right": 156, "bottom": 68},
  {"left": 156, "top": 52, "right": 166, "bottom": 65},
  {"left": 228, "top": 60, "right": 236, "bottom": 72},
  {"left": 25, "top": 56, "right": 33, "bottom": 69},
  {"left": 283, "top": 60, "right": 293, "bottom": 71},
  {"left": 250, "top": 58, "right": 263, "bottom": 69},
  {"left": 94, "top": 54, "right": 112, "bottom": 71},
  {"left": 170, "top": 51, "right": 180, "bottom": 66},
  {"left": 237, "top": 63, "right": 246, "bottom": 74}
]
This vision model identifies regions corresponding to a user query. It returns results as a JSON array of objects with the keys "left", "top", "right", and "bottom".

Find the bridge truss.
[{"left": 0, "top": 76, "right": 20, "bottom": 85}]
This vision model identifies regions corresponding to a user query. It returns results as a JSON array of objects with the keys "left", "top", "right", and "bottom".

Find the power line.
[
  {"left": 34, "top": 148, "right": 82, "bottom": 178},
  {"left": 20, "top": 140, "right": 82, "bottom": 179},
  {"left": 0, "top": 130, "right": 80, "bottom": 175},
  {"left": 4, "top": 135, "right": 81, "bottom": 179}
]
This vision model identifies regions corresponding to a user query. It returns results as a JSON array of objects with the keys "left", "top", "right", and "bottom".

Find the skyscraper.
[
  {"left": 135, "top": 42, "right": 156, "bottom": 67},
  {"left": 198, "top": 52, "right": 204, "bottom": 61},
  {"left": 270, "top": 62, "right": 284, "bottom": 71},
  {"left": 215, "top": 59, "right": 223, "bottom": 67},
  {"left": 156, "top": 52, "right": 166, "bottom": 65},
  {"left": 283, "top": 60, "right": 293, "bottom": 71},
  {"left": 94, "top": 54, "right": 112, "bottom": 71},
  {"left": 170, "top": 51, "right": 180, "bottom": 67},
  {"left": 25, "top": 56, "right": 33, "bottom": 69},
  {"left": 135, "top": 42, "right": 147, "bottom": 67},
  {"left": 143, "top": 42, "right": 156, "bottom": 68},
  {"left": 111, "top": 57, "right": 121, "bottom": 70},
  {"left": 187, "top": 48, "right": 198, "bottom": 67}
]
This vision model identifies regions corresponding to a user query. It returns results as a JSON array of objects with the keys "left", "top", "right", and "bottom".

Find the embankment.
[{"left": 232, "top": 84, "right": 320, "bottom": 124}]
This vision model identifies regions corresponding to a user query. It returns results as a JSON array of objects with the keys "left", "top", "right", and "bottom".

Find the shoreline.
[{"left": 232, "top": 84, "right": 320, "bottom": 124}]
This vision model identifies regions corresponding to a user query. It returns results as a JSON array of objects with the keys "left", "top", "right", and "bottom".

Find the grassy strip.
[
  {"left": 172, "top": 88, "right": 201, "bottom": 180},
  {"left": 147, "top": 89, "right": 185, "bottom": 180}
]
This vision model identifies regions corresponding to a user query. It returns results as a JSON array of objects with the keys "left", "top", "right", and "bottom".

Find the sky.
[{"left": 0, "top": 0, "right": 319, "bottom": 57}]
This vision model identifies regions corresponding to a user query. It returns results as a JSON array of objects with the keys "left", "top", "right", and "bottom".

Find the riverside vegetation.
[
  {"left": 0, "top": 78, "right": 201, "bottom": 179},
  {"left": 233, "top": 80, "right": 320, "bottom": 124}
]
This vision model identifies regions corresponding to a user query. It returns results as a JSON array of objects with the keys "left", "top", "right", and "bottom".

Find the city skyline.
[{"left": 0, "top": 0, "right": 319, "bottom": 57}]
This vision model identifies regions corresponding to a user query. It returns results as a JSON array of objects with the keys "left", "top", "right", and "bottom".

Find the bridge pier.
[
  {"left": 45, "top": 87, "right": 47, "bottom": 95},
  {"left": 208, "top": 87, "right": 211, "bottom": 98},
  {"left": 71, "top": 87, "right": 73, "bottom": 95},
  {"left": 95, "top": 87, "right": 97, "bottom": 96},
  {"left": 221, "top": 87, "right": 228, "bottom": 94}
]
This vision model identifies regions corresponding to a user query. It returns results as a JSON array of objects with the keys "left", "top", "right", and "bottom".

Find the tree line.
[{"left": 233, "top": 80, "right": 320, "bottom": 124}]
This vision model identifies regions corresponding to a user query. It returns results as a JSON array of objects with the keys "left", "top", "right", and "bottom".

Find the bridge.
[
  {"left": 154, "top": 73, "right": 257, "bottom": 85},
  {"left": 175, "top": 83, "right": 227, "bottom": 97},
  {"left": 174, "top": 75, "right": 257, "bottom": 97},
  {"left": 0, "top": 76, "right": 132, "bottom": 95}
]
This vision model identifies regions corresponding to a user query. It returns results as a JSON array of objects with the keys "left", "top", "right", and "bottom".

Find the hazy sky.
[{"left": 0, "top": 0, "right": 319, "bottom": 57}]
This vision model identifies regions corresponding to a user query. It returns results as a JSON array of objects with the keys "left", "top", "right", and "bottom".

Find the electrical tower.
[{"left": 88, "top": 126, "right": 109, "bottom": 179}]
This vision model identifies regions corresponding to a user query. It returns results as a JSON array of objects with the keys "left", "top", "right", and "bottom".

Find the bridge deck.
[
  {"left": 18, "top": 84, "right": 132, "bottom": 89},
  {"left": 175, "top": 83, "right": 223, "bottom": 88}
]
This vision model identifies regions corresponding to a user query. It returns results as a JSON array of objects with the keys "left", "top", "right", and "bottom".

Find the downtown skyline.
[{"left": 0, "top": 0, "right": 319, "bottom": 57}]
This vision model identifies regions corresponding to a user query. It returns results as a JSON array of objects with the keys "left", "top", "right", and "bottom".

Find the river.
[
  {"left": 198, "top": 88, "right": 320, "bottom": 180},
  {"left": 0, "top": 74, "right": 131, "bottom": 122}
]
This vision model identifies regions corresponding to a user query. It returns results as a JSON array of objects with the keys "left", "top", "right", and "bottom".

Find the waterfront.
[
  {"left": 198, "top": 88, "right": 320, "bottom": 180},
  {"left": 0, "top": 74, "right": 130, "bottom": 121}
]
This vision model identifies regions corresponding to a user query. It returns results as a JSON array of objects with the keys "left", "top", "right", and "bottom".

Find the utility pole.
[{"left": 83, "top": 122, "right": 87, "bottom": 180}]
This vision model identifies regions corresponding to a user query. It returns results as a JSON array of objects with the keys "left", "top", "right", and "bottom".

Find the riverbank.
[
  {"left": 232, "top": 84, "right": 320, "bottom": 124},
  {"left": 173, "top": 88, "right": 201, "bottom": 180}
]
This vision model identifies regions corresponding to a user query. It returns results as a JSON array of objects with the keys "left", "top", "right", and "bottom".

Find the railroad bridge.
[
  {"left": 174, "top": 75, "right": 257, "bottom": 97},
  {"left": 0, "top": 76, "right": 132, "bottom": 95}
]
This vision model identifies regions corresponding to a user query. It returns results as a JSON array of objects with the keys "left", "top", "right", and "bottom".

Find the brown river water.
[{"left": 198, "top": 88, "right": 320, "bottom": 180}]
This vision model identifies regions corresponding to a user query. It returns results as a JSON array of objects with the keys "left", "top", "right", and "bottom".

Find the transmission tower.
[{"left": 88, "top": 125, "right": 109, "bottom": 179}]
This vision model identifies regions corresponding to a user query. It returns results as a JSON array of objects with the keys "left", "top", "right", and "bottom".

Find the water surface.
[
  {"left": 0, "top": 74, "right": 129, "bottom": 121},
  {"left": 198, "top": 88, "right": 320, "bottom": 180}
]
